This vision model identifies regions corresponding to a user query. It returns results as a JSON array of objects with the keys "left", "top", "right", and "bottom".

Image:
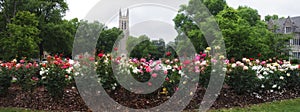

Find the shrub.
[
  {"left": 96, "top": 54, "right": 118, "bottom": 90},
  {"left": 198, "top": 64, "right": 211, "bottom": 88},
  {"left": 41, "top": 57, "right": 73, "bottom": 99},
  {"left": 0, "top": 66, "right": 12, "bottom": 96},
  {"left": 290, "top": 59, "right": 300, "bottom": 64},
  {"left": 258, "top": 70, "right": 286, "bottom": 92},
  {"left": 14, "top": 62, "right": 40, "bottom": 92},
  {"left": 226, "top": 66, "right": 259, "bottom": 94},
  {"left": 285, "top": 70, "right": 300, "bottom": 89}
]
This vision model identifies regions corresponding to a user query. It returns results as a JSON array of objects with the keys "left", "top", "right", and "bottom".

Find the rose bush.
[
  {"left": 0, "top": 47, "right": 300, "bottom": 98},
  {"left": 40, "top": 55, "right": 75, "bottom": 98}
]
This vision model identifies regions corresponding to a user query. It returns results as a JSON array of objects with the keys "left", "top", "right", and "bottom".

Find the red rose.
[
  {"left": 98, "top": 53, "right": 104, "bottom": 58},
  {"left": 61, "top": 65, "right": 68, "bottom": 69},
  {"left": 65, "top": 63, "right": 71, "bottom": 67},
  {"left": 54, "top": 61, "right": 60, "bottom": 65},
  {"left": 166, "top": 52, "right": 171, "bottom": 56},
  {"left": 42, "top": 63, "right": 47, "bottom": 67},
  {"left": 201, "top": 54, "right": 207, "bottom": 58},
  {"left": 257, "top": 53, "right": 261, "bottom": 57}
]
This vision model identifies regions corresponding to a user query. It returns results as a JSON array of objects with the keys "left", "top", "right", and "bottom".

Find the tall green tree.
[
  {"left": 73, "top": 20, "right": 104, "bottom": 56},
  {"left": 127, "top": 35, "right": 159, "bottom": 59},
  {"left": 237, "top": 6, "right": 260, "bottom": 26},
  {"left": 265, "top": 14, "right": 279, "bottom": 21},
  {"left": 0, "top": 0, "right": 69, "bottom": 60},
  {"left": 173, "top": 0, "right": 291, "bottom": 60},
  {"left": 202, "top": 0, "right": 227, "bottom": 16},
  {"left": 42, "top": 18, "right": 78, "bottom": 57},
  {"left": 96, "top": 27, "right": 122, "bottom": 54},
  {"left": 0, "top": 11, "right": 40, "bottom": 60},
  {"left": 24, "top": 0, "right": 69, "bottom": 59}
]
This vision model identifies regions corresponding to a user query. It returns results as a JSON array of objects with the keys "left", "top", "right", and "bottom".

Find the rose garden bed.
[{"left": 1, "top": 48, "right": 300, "bottom": 111}]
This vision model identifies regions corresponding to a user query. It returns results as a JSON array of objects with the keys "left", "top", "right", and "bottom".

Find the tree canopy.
[
  {"left": 0, "top": 0, "right": 292, "bottom": 61},
  {"left": 173, "top": 0, "right": 291, "bottom": 60}
]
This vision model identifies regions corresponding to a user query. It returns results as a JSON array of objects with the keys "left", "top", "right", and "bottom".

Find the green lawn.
[{"left": 209, "top": 98, "right": 300, "bottom": 112}]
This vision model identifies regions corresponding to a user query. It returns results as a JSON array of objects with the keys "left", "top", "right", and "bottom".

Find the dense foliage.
[{"left": 173, "top": 0, "right": 291, "bottom": 60}]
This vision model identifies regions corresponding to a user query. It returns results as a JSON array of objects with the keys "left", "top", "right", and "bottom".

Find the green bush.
[
  {"left": 0, "top": 67, "right": 12, "bottom": 96},
  {"left": 40, "top": 58, "right": 73, "bottom": 99},
  {"left": 290, "top": 59, "right": 300, "bottom": 64},
  {"left": 199, "top": 65, "right": 211, "bottom": 88},
  {"left": 96, "top": 55, "right": 118, "bottom": 90},
  {"left": 226, "top": 66, "right": 259, "bottom": 94},
  {"left": 15, "top": 63, "right": 40, "bottom": 92},
  {"left": 285, "top": 70, "right": 300, "bottom": 89},
  {"left": 259, "top": 70, "right": 286, "bottom": 92}
]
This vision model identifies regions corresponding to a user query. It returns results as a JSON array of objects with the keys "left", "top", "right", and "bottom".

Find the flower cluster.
[
  {"left": 225, "top": 57, "right": 300, "bottom": 94},
  {"left": 1, "top": 47, "right": 300, "bottom": 97}
]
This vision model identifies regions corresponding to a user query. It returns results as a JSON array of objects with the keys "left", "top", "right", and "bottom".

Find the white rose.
[
  {"left": 279, "top": 76, "right": 284, "bottom": 80},
  {"left": 231, "top": 63, "right": 237, "bottom": 68},
  {"left": 272, "top": 84, "right": 277, "bottom": 88},
  {"left": 243, "top": 66, "right": 249, "bottom": 71}
]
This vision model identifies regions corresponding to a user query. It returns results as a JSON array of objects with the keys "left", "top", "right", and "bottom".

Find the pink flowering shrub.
[{"left": 14, "top": 61, "right": 40, "bottom": 92}]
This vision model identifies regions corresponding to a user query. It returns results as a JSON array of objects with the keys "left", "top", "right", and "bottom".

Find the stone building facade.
[{"left": 268, "top": 16, "right": 300, "bottom": 59}]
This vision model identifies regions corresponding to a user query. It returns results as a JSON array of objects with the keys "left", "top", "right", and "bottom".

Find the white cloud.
[
  {"left": 65, "top": 0, "right": 300, "bottom": 43},
  {"left": 64, "top": 0, "right": 100, "bottom": 20},
  {"left": 66, "top": 0, "right": 300, "bottom": 20},
  {"left": 226, "top": 0, "right": 300, "bottom": 18}
]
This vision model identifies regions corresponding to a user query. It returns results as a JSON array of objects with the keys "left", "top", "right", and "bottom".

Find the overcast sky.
[
  {"left": 64, "top": 0, "right": 300, "bottom": 43},
  {"left": 65, "top": 0, "right": 300, "bottom": 20}
]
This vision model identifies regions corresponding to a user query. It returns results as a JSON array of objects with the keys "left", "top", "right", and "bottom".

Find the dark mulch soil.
[{"left": 1, "top": 85, "right": 300, "bottom": 111}]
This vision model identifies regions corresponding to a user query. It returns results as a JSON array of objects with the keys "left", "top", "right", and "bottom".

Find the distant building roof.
[{"left": 269, "top": 16, "right": 300, "bottom": 33}]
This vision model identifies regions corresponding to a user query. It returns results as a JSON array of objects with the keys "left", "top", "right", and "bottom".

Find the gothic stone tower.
[{"left": 119, "top": 9, "right": 129, "bottom": 56}]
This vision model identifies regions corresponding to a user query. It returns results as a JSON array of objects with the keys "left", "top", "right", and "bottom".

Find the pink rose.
[
  {"left": 261, "top": 61, "right": 266, "bottom": 65},
  {"left": 20, "top": 60, "right": 25, "bottom": 63},
  {"left": 164, "top": 70, "right": 168, "bottom": 75},
  {"left": 151, "top": 73, "right": 157, "bottom": 78},
  {"left": 165, "top": 77, "right": 169, "bottom": 81},
  {"left": 140, "top": 58, "right": 146, "bottom": 62},
  {"left": 145, "top": 66, "right": 152, "bottom": 73}
]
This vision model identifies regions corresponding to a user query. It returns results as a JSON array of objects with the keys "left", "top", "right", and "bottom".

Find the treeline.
[
  {"left": 0, "top": 0, "right": 291, "bottom": 61},
  {"left": 0, "top": 0, "right": 76, "bottom": 61}
]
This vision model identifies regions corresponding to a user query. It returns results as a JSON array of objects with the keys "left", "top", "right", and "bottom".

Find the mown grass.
[{"left": 209, "top": 98, "right": 300, "bottom": 112}]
